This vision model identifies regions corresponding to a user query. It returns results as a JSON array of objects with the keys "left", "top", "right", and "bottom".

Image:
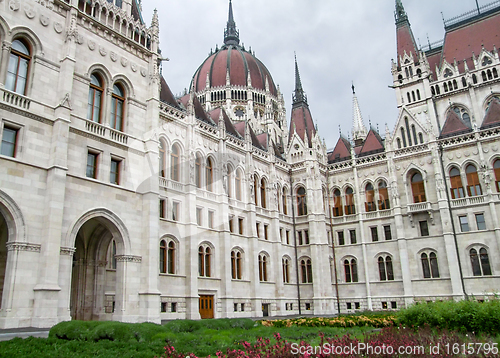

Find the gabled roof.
[
  {"left": 178, "top": 94, "right": 214, "bottom": 125},
  {"left": 328, "top": 136, "right": 351, "bottom": 163},
  {"left": 289, "top": 106, "right": 315, "bottom": 148},
  {"left": 358, "top": 129, "right": 385, "bottom": 157},
  {"left": 131, "top": 0, "right": 144, "bottom": 24},
  {"left": 481, "top": 99, "right": 500, "bottom": 130},
  {"left": 208, "top": 108, "right": 242, "bottom": 138},
  {"left": 440, "top": 110, "right": 472, "bottom": 138},
  {"left": 160, "top": 76, "right": 181, "bottom": 109},
  {"left": 256, "top": 133, "right": 268, "bottom": 150},
  {"left": 232, "top": 121, "right": 266, "bottom": 150}
]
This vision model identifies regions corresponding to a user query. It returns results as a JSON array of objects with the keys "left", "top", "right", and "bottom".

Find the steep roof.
[
  {"left": 481, "top": 99, "right": 500, "bottom": 129},
  {"left": 328, "top": 136, "right": 351, "bottom": 163},
  {"left": 208, "top": 108, "right": 242, "bottom": 138},
  {"left": 160, "top": 76, "right": 181, "bottom": 109},
  {"left": 395, "top": 0, "right": 418, "bottom": 65},
  {"left": 256, "top": 133, "right": 268, "bottom": 150},
  {"left": 441, "top": 10, "right": 500, "bottom": 73},
  {"left": 358, "top": 129, "right": 385, "bottom": 157},
  {"left": 440, "top": 110, "right": 472, "bottom": 138},
  {"left": 177, "top": 94, "right": 214, "bottom": 125}
]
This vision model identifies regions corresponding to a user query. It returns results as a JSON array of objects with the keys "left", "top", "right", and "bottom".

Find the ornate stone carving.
[
  {"left": 115, "top": 255, "right": 142, "bottom": 263},
  {"left": 131, "top": 63, "right": 138, "bottom": 72},
  {"left": 99, "top": 46, "right": 107, "bottom": 56},
  {"left": 7, "top": 242, "right": 41, "bottom": 253},
  {"left": 24, "top": 4, "right": 36, "bottom": 19},
  {"left": 140, "top": 67, "right": 147, "bottom": 77},
  {"left": 110, "top": 51, "right": 117, "bottom": 62},
  {"left": 88, "top": 40, "right": 96, "bottom": 51},
  {"left": 40, "top": 14, "right": 49, "bottom": 27},
  {"left": 120, "top": 57, "right": 128, "bottom": 67},
  {"left": 60, "top": 247, "right": 76, "bottom": 256},
  {"left": 9, "top": 0, "right": 21, "bottom": 11},
  {"left": 53, "top": 22, "right": 63, "bottom": 34}
]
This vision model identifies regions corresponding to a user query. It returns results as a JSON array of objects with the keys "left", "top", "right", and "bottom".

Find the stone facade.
[{"left": 0, "top": 0, "right": 499, "bottom": 328}]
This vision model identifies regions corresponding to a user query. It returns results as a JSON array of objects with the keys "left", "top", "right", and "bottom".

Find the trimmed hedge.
[
  {"left": 259, "top": 315, "right": 396, "bottom": 328},
  {"left": 397, "top": 298, "right": 500, "bottom": 334}
]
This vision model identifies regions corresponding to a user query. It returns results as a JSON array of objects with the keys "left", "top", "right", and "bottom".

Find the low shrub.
[
  {"left": 164, "top": 319, "right": 202, "bottom": 333},
  {"left": 397, "top": 298, "right": 500, "bottom": 335},
  {"left": 260, "top": 315, "right": 396, "bottom": 328},
  {"left": 49, "top": 320, "right": 101, "bottom": 341}
]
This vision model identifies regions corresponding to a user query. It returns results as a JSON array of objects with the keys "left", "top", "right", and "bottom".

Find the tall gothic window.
[
  {"left": 333, "top": 189, "right": 343, "bottom": 216},
  {"left": 300, "top": 258, "right": 312, "bottom": 283},
  {"left": 344, "top": 258, "right": 358, "bottom": 283},
  {"left": 87, "top": 74, "right": 104, "bottom": 123},
  {"left": 6, "top": 39, "right": 31, "bottom": 95},
  {"left": 195, "top": 154, "right": 202, "bottom": 188},
  {"left": 171, "top": 144, "right": 180, "bottom": 182},
  {"left": 378, "top": 256, "right": 394, "bottom": 281},
  {"left": 206, "top": 158, "right": 213, "bottom": 192},
  {"left": 297, "top": 187, "right": 307, "bottom": 216},
  {"left": 282, "top": 187, "right": 288, "bottom": 215},
  {"left": 110, "top": 84, "right": 125, "bottom": 131},
  {"left": 345, "top": 187, "right": 355, "bottom": 215},
  {"left": 411, "top": 172, "right": 426, "bottom": 203},
  {"left": 260, "top": 178, "right": 267, "bottom": 208},
  {"left": 231, "top": 250, "right": 242, "bottom": 280},
  {"left": 258, "top": 253, "right": 268, "bottom": 282},
  {"left": 421, "top": 252, "right": 439, "bottom": 278},
  {"left": 449, "top": 167, "right": 465, "bottom": 199},
  {"left": 159, "top": 140, "right": 166, "bottom": 178},
  {"left": 282, "top": 257, "right": 290, "bottom": 283},
  {"left": 494, "top": 160, "right": 500, "bottom": 192},
  {"left": 378, "top": 181, "right": 390, "bottom": 210},
  {"left": 365, "top": 183, "right": 376, "bottom": 212},
  {"left": 235, "top": 169, "right": 242, "bottom": 200},
  {"left": 466, "top": 164, "right": 482, "bottom": 196},
  {"left": 470, "top": 248, "right": 492, "bottom": 276},
  {"left": 198, "top": 245, "right": 211, "bottom": 277}
]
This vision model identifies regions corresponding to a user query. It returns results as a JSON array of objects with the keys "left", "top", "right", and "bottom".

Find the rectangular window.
[
  {"left": 86, "top": 151, "right": 98, "bottom": 179},
  {"left": 264, "top": 224, "right": 269, "bottom": 240},
  {"left": 419, "top": 220, "right": 429, "bottom": 236},
  {"left": 382, "top": 301, "right": 388, "bottom": 309},
  {"left": 161, "top": 302, "right": 167, "bottom": 313},
  {"left": 346, "top": 302, "right": 352, "bottom": 310},
  {"left": 349, "top": 229, "right": 356, "bottom": 244},
  {"left": 475, "top": 213, "right": 486, "bottom": 230},
  {"left": 459, "top": 215, "right": 469, "bottom": 232},
  {"left": 229, "top": 216, "right": 234, "bottom": 233},
  {"left": 256, "top": 223, "right": 260, "bottom": 238},
  {"left": 384, "top": 225, "right": 392, "bottom": 240},
  {"left": 286, "top": 230, "right": 290, "bottom": 245},
  {"left": 208, "top": 211, "right": 214, "bottom": 229},
  {"left": 297, "top": 231, "right": 303, "bottom": 245},
  {"left": 391, "top": 301, "right": 397, "bottom": 309},
  {"left": 110, "top": 158, "right": 121, "bottom": 185},
  {"left": 196, "top": 207, "right": 202, "bottom": 226},
  {"left": 354, "top": 302, "right": 360, "bottom": 310},
  {"left": 159, "top": 199, "right": 166, "bottom": 219},
  {"left": 1, "top": 126, "right": 18, "bottom": 157},
  {"left": 234, "top": 303, "right": 238, "bottom": 312},
  {"left": 241, "top": 303, "right": 245, "bottom": 311},
  {"left": 172, "top": 202, "right": 179, "bottom": 221},
  {"left": 279, "top": 228, "right": 283, "bottom": 242},
  {"left": 171, "top": 302, "right": 177, "bottom": 313},
  {"left": 304, "top": 230, "right": 309, "bottom": 244},
  {"left": 239, "top": 218, "right": 244, "bottom": 235},
  {"left": 370, "top": 227, "right": 378, "bottom": 242},
  {"left": 305, "top": 303, "right": 311, "bottom": 310},
  {"left": 337, "top": 231, "right": 345, "bottom": 246}
]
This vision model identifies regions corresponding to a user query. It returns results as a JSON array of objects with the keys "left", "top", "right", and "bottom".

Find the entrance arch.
[{"left": 69, "top": 213, "right": 127, "bottom": 321}]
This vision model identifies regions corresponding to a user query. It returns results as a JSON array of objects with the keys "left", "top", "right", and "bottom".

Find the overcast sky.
[{"left": 141, "top": 0, "right": 486, "bottom": 149}]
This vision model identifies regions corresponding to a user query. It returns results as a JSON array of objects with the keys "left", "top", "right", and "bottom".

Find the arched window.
[
  {"left": 494, "top": 68, "right": 498, "bottom": 78},
  {"left": 411, "top": 172, "right": 426, "bottom": 203},
  {"left": 431, "top": 87, "right": 436, "bottom": 96},
  {"left": 411, "top": 124, "right": 418, "bottom": 145},
  {"left": 6, "top": 39, "right": 31, "bottom": 95},
  {"left": 400, "top": 128, "right": 407, "bottom": 147},
  {"left": 472, "top": 74, "right": 477, "bottom": 84},
  {"left": 397, "top": 138, "right": 402, "bottom": 149},
  {"left": 198, "top": 245, "right": 211, "bottom": 277},
  {"left": 87, "top": 73, "right": 104, "bottom": 123},
  {"left": 300, "top": 258, "right": 312, "bottom": 283},
  {"left": 421, "top": 252, "right": 439, "bottom": 278},
  {"left": 444, "top": 82, "right": 448, "bottom": 92},
  {"left": 282, "top": 187, "right": 288, "bottom": 215},
  {"left": 462, "top": 77, "right": 467, "bottom": 87},
  {"left": 160, "top": 239, "right": 175, "bottom": 274},
  {"left": 227, "top": 166, "right": 232, "bottom": 197},
  {"left": 159, "top": 140, "right": 166, "bottom": 178},
  {"left": 452, "top": 107, "right": 471, "bottom": 127},
  {"left": 378, "top": 181, "right": 390, "bottom": 210},
  {"left": 231, "top": 250, "right": 242, "bottom": 280},
  {"left": 365, "top": 183, "right": 376, "bottom": 212},
  {"left": 195, "top": 154, "right": 202, "bottom": 188},
  {"left": 482, "top": 71, "right": 487, "bottom": 81},
  {"left": 235, "top": 169, "right": 242, "bottom": 200},
  {"left": 416, "top": 89, "right": 421, "bottom": 100},
  {"left": 282, "top": 257, "right": 290, "bottom": 283},
  {"left": 297, "top": 187, "right": 307, "bottom": 216},
  {"left": 470, "top": 248, "right": 492, "bottom": 276},
  {"left": 171, "top": 144, "right": 180, "bottom": 182},
  {"left": 344, "top": 258, "right": 358, "bottom": 283},
  {"left": 260, "top": 178, "right": 267, "bottom": 208},
  {"left": 449, "top": 167, "right": 465, "bottom": 199},
  {"left": 111, "top": 84, "right": 125, "bottom": 131},
  {"left": 407, "top": 92, "right": 411, "bottom": 103},
  {"left": 412, "top": 91, "right": 416, "bottom": 102},
  {"left": 206, "top": 158, "right": 213, "bottom": 192},
  {"left": 436, "top": 85, "right": 441, "bottom": 95},
  {"left": 418, "top": 133, "right": 424, "bottom": 144},
  {"left": 378, "top": 256, "right": 394, "bottom": 281},
  {"left": 494, "top": 160, "right": 500, "bottom": 192},
  {"left": 258, "top": 253, "right": 268, "bottom": 282},
  {"left": 333, "top": 189, "right": 343, "bottom": 217},
  {"left": 466, "top": 164, "right": 482, "bottom": 196},
  {"left": 106, "top": 239, "right": 117, "bottom": 270},
  {"left": 254, "top": 176, "right": 258, "bottom": 206},
  {"left": 345, "top": 187, "right": 355, "bottom": 215}
]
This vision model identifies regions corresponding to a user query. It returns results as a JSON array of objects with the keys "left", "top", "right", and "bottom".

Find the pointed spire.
[
  {"left": 352, "top": 84, "right": 367, "bottom": 143},
  {"left": 224, "top": 0, "right": 240, "bottom": 46},
  {"left": 395, "top": 0, "right": 408, "bottom": 25},
  {"left": 292, "top": 53, "right": 307, "bottom": 107}
]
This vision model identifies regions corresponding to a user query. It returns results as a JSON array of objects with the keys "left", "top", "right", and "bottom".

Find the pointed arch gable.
[
  {"left": 391, "top": 108, "right": 427, "bottom": 148},
  {"left": 0, "top": 190, "right": 27, "bottom": 242},
  {"left": 86, "top": 64, "right": 113, "bottom": 85},
  {"left": 65, "top": 208, "right": 131, "bottom": 254},
  {"left": 402, "top": 163, "right": 427, "bottom": 184}
]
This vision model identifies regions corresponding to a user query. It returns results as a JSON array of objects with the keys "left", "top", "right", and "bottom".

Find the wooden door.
[{"left": 199, "top": 295, "right": 214, "bottom": 319}]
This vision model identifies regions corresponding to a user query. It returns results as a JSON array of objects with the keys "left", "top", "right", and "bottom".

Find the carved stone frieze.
[{"left": 7, "top": 242, "right": 41, "bottom": 253}]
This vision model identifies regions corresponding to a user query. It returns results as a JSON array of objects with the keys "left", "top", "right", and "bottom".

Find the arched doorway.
[
  {"left": 0, "top": 213, "right": 7, "bottom": 307},
  {"left": 70, "top": 217, "right": 123, "bottom": 321}
]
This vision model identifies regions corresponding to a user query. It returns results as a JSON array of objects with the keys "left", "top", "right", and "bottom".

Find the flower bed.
[{"left": 259, "top": 315, "right": 396, "bottom": 328}]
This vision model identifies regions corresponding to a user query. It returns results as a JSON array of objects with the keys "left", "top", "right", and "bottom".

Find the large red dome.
[{"left": 191, "top": 44, "right": 278, "bottom": 96}]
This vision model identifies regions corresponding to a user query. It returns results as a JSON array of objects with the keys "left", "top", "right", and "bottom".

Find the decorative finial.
[
  {"left": 224, "top": 0, "right": 240, "bottom": 46},
  {"left": 352, "top": 82, "right": 355, "bottom": 94}
]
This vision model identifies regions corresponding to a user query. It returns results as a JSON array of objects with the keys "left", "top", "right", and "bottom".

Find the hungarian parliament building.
[{"left": 1, "top": 0, "right": 500, "bottom": 328}]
